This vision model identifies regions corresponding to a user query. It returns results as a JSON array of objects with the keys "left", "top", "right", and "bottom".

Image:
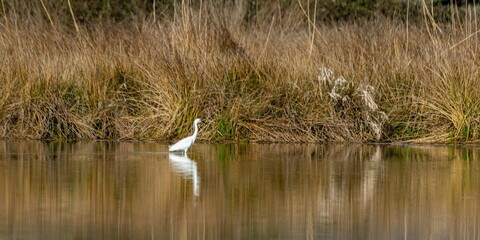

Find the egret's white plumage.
[{"left": 169, "top": 118, "right": 203, "bottom": 154}]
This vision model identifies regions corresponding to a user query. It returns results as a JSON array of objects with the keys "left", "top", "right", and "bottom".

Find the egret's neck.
[{"left": 192, "top": 121, "right": 199, "bottom": 137}]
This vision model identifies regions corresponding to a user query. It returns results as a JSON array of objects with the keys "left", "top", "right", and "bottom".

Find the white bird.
[{"left": 169, "top": 118, "right": 203, "bottom": 154}]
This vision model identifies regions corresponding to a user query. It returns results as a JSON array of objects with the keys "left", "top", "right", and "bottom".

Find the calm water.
[{"left": 0, "top": 141, "right": 479, "bottom": 239}]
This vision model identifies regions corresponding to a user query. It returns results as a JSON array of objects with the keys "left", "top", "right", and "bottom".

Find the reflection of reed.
[
  {"left": 168, "top": 153, "right": 200, "bottom": 197},
  {"left": 0, "top": 140, "right": 175, "bottom": 239},
  {"left": 0, "top": 141, "right": 479, "bottom": 239}
]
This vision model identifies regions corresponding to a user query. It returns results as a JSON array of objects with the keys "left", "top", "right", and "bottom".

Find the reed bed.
[{"left": 0, "top": 1, "right": 479, "bottom": 143}]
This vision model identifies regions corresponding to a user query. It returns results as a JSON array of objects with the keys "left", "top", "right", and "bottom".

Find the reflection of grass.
[
  {"left": 1, "top": 3, "right": 480, "bottom": 143},
  {"left": 1, "top": 141, "right": 479, "bottom": 238}
]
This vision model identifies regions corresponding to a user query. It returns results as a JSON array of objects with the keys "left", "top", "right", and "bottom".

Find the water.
[{"left": 0, "top": 141, "right": 479, "bottom": 239}]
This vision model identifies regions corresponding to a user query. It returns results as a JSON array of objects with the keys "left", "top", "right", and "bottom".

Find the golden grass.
[{"left": 0, "top": 3, "right": 480, "bottom": 143}]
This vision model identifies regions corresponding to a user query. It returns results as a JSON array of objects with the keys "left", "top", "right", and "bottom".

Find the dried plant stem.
[
  {"left": 67, "top": 0, "right": 79, "bottom": 33},
  {"left": 39, "top": 0, "right": 54, "bottom": 29}
]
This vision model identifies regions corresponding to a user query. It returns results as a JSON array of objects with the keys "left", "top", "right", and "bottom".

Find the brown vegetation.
[{"left": 0, "top": 1, "right": 480, "bottom": 143}]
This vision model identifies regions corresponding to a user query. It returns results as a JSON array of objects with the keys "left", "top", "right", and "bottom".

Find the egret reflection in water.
[{"left": 168, "top": 153, "right": 200, "bottom": 197}]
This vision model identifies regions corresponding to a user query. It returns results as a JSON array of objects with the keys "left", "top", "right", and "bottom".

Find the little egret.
[{"left": 169, "top": 118, "right": 203, "bottom": 154}]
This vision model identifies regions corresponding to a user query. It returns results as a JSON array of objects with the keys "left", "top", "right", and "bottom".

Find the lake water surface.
[{"left": 0, "top": 141, "right": 479, "bottom": 239}]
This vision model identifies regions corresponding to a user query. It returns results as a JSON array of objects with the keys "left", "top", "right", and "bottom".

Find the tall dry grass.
[{"left": 0, "top": 1, "right": 480, "bottom": 143}]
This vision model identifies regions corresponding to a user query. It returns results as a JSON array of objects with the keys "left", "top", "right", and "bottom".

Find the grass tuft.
[{"left": 1, "top": 2, "right": 480, "bottom": 143}]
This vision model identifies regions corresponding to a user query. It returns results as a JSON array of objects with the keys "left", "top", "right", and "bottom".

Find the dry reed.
[{"left": 0, "top": 1, "right": 479, "bottom": 143}]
